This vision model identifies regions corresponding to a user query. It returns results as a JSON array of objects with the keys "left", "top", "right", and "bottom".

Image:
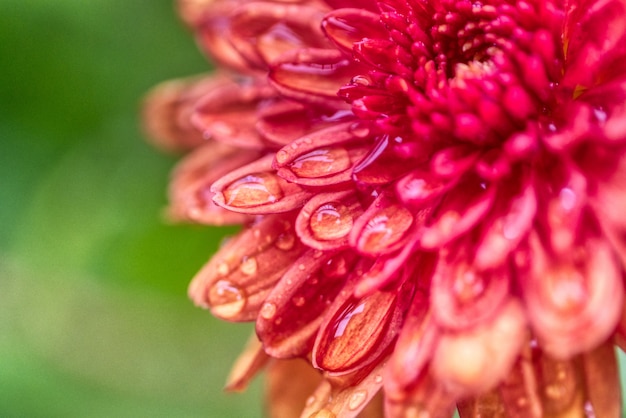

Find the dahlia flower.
[{"left": 144, "top": 0, "right": 626, "bottom": 416}]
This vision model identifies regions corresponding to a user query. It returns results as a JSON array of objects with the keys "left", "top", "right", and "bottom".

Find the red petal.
[
  {"left": 296, "top": 190, "right": 364, "bottom": 251},
  {"left": 420, "top": 180, "right": 496, "bottom": 249},
  {"left": 257, "top": 100, "right": 355, "bottom": 147},
  {"left": 322, "top": 9, "right": 387, "bottom": 54},
  {"left": 211, "top": 154, "right": 314, "bottom": 214},
  {"left": 256, "top": 250, "right": 354, "bottom": 357},
  {"left": 349, "top": 192, "right": 416, "bottom": 256},
  {"left": 269, "top": 48, "right": 358, "bottom": 107},
  {"left": 188, "top": 214, "right": 305, "bottom": 321},
  {"left": 474, "top": 178, "right": 536, "bottom": 270},
  {"left": 274, "top": 122, "right": 369, "bottom": 187},
  {"left": 313, "top": 267, "right": 412, "bottom": 375},
  {"left": 395, "top": 169, "right": 458, "bottom": 209}
]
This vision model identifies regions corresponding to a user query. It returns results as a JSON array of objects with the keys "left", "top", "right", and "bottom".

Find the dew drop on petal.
[
  {"left": 374, "top": 374, "right": 383, "bottom": 384},
  {"left": 311, "top": 409, "right": 336, "bottom": 418},
  {"left": 292, "top": 296, "right": 306, "bottom": 307},
  {"left": 208, "top": 280, "right": 247, "bottom": 319},
  {"left": 348, "top": 390, "right": 368, "bottom": 410},
  {"left": 275, "top": 231, "right": 296, "bottom": 251},
  {"left": 260, "top": 302, "right": 277, "bottom": 319},
  {"left": 217, "top": 262, "right": 230, "bottom": 276},
  {"left": 290, "top": 147, "right": 351, "bottom": 178},
  {"left": 222, "top": 172, "right": 284, "bottom": 207},
  {"left": 323, "top": 254, "right": 348, "bottom": 278},
  {"left": 310, "top": 202, "right": 353, "bottom": 241},
  {"left": 306, "top": 396, "right": 317, "bottom": 407},
  {"left": 358, "top": 205, "right": 413, "bottom": 253},
  {"left": 240, "top": 257, "right": 258, "bottom": 276}
]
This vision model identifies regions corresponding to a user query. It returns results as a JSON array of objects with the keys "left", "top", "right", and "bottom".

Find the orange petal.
[
  {"left": 265, "top": 358, "right": 324, "bottom": 418},
  {"left": 225, "top": 333, "right": 270, "bottom": 392}
]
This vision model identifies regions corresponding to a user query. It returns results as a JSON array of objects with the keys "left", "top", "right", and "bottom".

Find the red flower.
[{"left": 144, "top": 0, "right": 626, "bottom": 416}]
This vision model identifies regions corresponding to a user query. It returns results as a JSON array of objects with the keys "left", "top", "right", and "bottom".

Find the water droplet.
[
  {"left": 208, "top": 280, "right": 246, "bottom": 319},
  {"left": 222, "top": 172, "right": 284, "bottom": 208},
  {"left": 348, "top": 390, "right": 367, "bottom": 410},
  {"left": 275, "top": 149, "right": 290, "bottom": 165},
  {"left": 292, "top": 296, "right": 306, "bottom": 307},
  {"left": 260, "top": 302, "right": 277, "bottom": 319},
  {"left": 275, "top": 232, "right": 296, "bottom": 251},
  {"left": 240, "top": 257, "right": 258, "bottom": 276},
  {"left": 290, "top": 147, "right": 351, "bottom": 178},
  {"left": 374, "top": 374, "right": 383, "bottom": 384},
  {"left": 217, "top": 262, "right": 230, "bottom": 276},
  {"left": 323, "top": 255, "right": 348, "bottom": 278},
  {"left": 298, "top": 264, "right": 306, "bottom": 271},
  {"left": 452, "top": 266, "right": 485, "bottom": 303},
  {"left": 311, "top": 408, "right": 336, "bottom": 418},
  {"left": 310, "top": 202, "right": 353, "bottom": 241},
  {"left": 349, "top": 122, "right": 370, "bottom": 138},
  {"left": 306, "top": 396, "right": 316, "bottom": 407},
  {"left": 358, "top": 205, "right": 413, "bottom": 253}
]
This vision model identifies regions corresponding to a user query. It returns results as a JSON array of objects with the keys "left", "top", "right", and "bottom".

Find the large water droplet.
[
  {"left": 240, "top": 257, "right": 258, "bottom": 276},
  {"left": 222, "top": 172, "right": 284, "bottom": 207},
  {"left": 208, "top": 280, "right": 247, "bottom": 319},
  {"left": 310, "top": 202, "right": 353, "bottom": 241},
  {"left": 260, "top": 302, "right": 277, "bottom": 319},
  {"left": 348, "top": 390, "right": 368, "bottom": 410},
  {"left": 290, "top": 147, "right": 351, "bottom": 178},
  {"left": 358, "top": 205, "right": 413, "bottom": 253}
]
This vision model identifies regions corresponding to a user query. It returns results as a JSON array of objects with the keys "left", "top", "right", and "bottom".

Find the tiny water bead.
[
  {"left": 310, "top": 202, "right": 354, "bottom": 240},
  {"left": 222, "top": 172, "right": 284, "bottom": 207},
  {"left": 290, "top": 147, "right": 352, "bottom": 178},
  {"left": 260, "top": 302, "right": 277, "bottom": 319},
  {"left": 207, "top": 279, "right": 247, "bottom": 319},
  {"left": 275, "top": 231, "right": 296, "bottom": 250},
  {"left": 348, "top": 389, "right": 368, "bottom": 411},
  {"left": 239, "top": 256, "right": 258, "bottom": 275}
]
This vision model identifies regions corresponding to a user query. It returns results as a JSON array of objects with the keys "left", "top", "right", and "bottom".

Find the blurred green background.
[{"left": 0, "top": 1, "right": 261, "bottom": 416}]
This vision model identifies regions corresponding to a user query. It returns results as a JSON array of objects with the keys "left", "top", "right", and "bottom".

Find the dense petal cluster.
[{"left": 144, "top": 0, "right": 626, "bottom": 416}]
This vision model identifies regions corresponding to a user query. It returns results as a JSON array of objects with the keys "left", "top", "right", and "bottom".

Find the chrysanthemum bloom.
[{"left": 144, "top": 0, "right": 626, "bottom": 416}]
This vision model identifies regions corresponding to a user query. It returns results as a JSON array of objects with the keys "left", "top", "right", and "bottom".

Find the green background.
[
  {"left": 0, "top": 1, "right": 260, "bottom": 417},
  {"left": 2, "top": 1, "right": 626, "bottom": 417}
]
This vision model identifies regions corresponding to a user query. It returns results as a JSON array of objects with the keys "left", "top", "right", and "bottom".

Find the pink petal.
[
  {"left": 225, "top": 333, "right": 270, "bottom": 391},
  {"left": 321, "top": 9, "right": 387, "bottom": 54}
]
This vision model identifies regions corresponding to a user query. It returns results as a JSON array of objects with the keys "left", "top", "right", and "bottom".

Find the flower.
[{"left": 143, "top": 0, "right": 626, "bottom": 416}]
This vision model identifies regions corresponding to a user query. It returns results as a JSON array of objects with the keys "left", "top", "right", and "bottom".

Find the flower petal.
[
  {"left": 431, "top": 298, "right": 528, "bottom": 396},
  {"left": 225, "top": 333, "right": 270, "bottom": 392},
  {"left": 265, "top": 358, "right": 324, "bottom": 418},
  {"left": 581, "top": 340, "right": 622, "bottom": 417},
  {"left": 313, "top": 266, "right": 413, "bottom": 375},
  {"left": 191, "top": 77, "right": 276, "bottom": 149},
  {"left": 521, "top": 232, "right": 624, "bottom": 359},
  {"left": 274, "top": 122, "right": 369, "bottom": 187},
  {"left": 188, "top": 213, "right": 305, "bottom": 321},
  {"left": 211, "top": 154, "right": 314, "bottom": 214},
  {"left": 302, "top": 362, "right": 385, "bottom": 418},
  {"left": 296, "top": 190, "right": 364, "bottom": 251},
  {"left": 168, "top": 142, "right": 259, "bottom": 225},
  {"left": 321, "top": 9, "right": 387, "bottom": 54},
  {"left": 228, "top": 1, "right": 331, "bottom": 68},
  {"left": 256, "top": 250, "right": 355, "bottom": 357},
  {"left": 349, "top": 192, "right": 417, "bottom": 256}
]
